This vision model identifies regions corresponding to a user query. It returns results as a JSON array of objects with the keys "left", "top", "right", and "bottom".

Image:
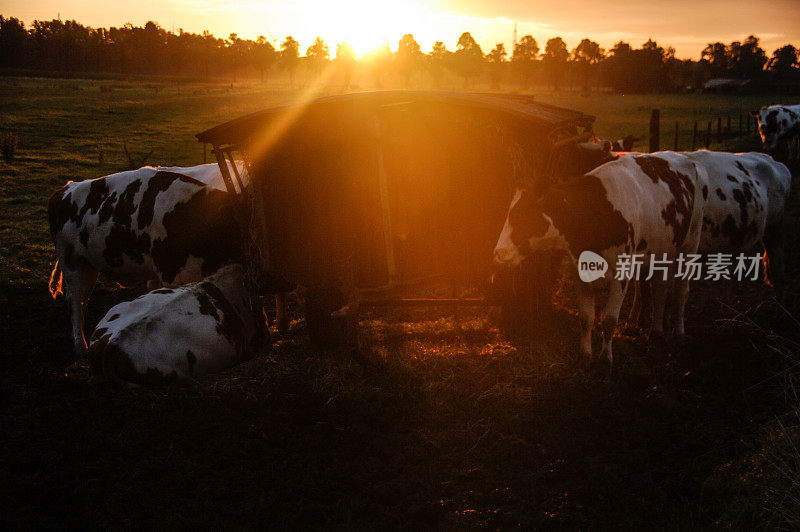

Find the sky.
[{"left": 3, "top": 0, "right": 800, "bottom": 59}]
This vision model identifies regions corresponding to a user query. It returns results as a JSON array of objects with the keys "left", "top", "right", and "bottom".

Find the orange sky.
[{"left": 3, "top": 0, "right": 799, "bottom": 58}]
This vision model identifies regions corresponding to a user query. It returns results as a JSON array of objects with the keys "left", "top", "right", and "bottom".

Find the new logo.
[{"left": 578, "top": 251, "right": 608, "bottom": 282}]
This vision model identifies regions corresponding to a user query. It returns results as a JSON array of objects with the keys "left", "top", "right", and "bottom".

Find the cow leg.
[
  {"left": 763, "top": 224, "right": 786, "bottom": 298},
  {"left": 275, "top": 293, "right": 289, "bottom": 333},
  {"left": 599, "top": 278, "right": 628, "bottom": 365},
  {"left": 650, "top": 279, "right": 668, "bottom": 337},
  {"left": 626, "top": 281, "right": 640, "bottom": 328},
  {"left": 62, "top": 262, "right": 99, "bottom": 357},
  {"left": 673, "top": 277, "right": 691, "bottom": 337},
  {"left": 331, "top": 257, "right": 360, "bottom": 319},
  {"left": 639, "top": 279, "right": 653, "bottom": 328},
  {"left": 626, "top": 280, "right": 652, "bottom": 330},
  {"left": 575, "top": 282, "right": 595, "bottom": 359}
]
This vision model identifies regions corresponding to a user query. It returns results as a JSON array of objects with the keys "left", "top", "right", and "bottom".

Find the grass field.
[{"left": 2, "top": 76, "right": 800, "bottom": 528}]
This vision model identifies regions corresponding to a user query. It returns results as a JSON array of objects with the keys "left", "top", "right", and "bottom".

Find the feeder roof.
[{"left": 195, "top": 90, "right": 595, "bottom": 146}]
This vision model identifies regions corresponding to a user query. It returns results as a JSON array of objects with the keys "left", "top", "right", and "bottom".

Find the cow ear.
[{"left": 749, "top": 110, "right": 760, "bottom": 117}]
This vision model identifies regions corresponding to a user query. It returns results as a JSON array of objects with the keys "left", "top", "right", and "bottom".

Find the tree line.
[{"left": 1, "top": 15, "right": 798, "bottom": 92}]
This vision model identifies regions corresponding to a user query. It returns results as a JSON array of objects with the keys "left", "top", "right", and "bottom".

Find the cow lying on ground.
[
  {"left": 88, "top": 264, "right": 266, "bottom": 385},
  {"left": 751, "top": 104, "right": 800, "bottom": 170},
  {"left": 157, "top": 162, "right": 290, "bottom": 330},
  {"left": 48, "top": 168, "right": 242, "bottom": 357},
  {"left": 494, "top": 152, "right": 707, "bottom": 363}
]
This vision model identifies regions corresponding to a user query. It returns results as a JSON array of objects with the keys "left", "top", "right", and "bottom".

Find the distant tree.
[
  {"left": 427, "top": 41, "right": 450, "bottom": 88},
  {"left": 453, "top": 31, "right": 483, "bottom": 87},
  {"left": 396, "top": 34, "right": 423, "bottom": 87},
  {"left": 511, "top": 35, "right": 538, "bottom": 89},
  {"left": 306, "top": 36, "right": 329, "bottom": 81},
  {"left": 365, "top": 43, "right": 392, "bottom": 88},
  {"left": 767, "top": 44, "right": 799, "bottom": 77},
  {"left": 572, "top": 38, "right": 604, "bottom": 91},
  {"left": 610, "top": 41, "right": 632, "bottom": 58},
  {"left": 700, "top": 41, "right": 730, "bottom": 77},
  {"left": 601, "top": 39, "right": 673, "bottom": 93},
  {"left": 0, "top": 16, "right": 29, "bottom": 68},
  {"left": 335, "top": 42, "right": 356, "bottom": 88},
  {"left": 6, "top": 14, "right": 799, "bottom": 94},
  {"left": 486, "top": 43, "right": 506, "bottom": 89},
  {"left": 226, "top": 33, "right": 248, "bottom": 82},
  {"left": 542, "top": 37, "right": 568, "bottom": 90},
  {"left": 728, "top": 35, "right": 767, "bottom": 78},
  {"left": 279, "top": 36, "right": 300, "bottom": 85},
  {"left": 253, "top": 36, "right": 276, "bottom": 83}
]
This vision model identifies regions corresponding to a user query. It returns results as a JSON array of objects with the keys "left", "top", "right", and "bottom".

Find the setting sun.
[{"left": 288, "top": 0, "right": 436, "bottom": 56}]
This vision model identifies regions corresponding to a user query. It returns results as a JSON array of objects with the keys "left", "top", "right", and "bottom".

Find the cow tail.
[{"left": 49, "top": 260, "right": 63, "bottom": 299}]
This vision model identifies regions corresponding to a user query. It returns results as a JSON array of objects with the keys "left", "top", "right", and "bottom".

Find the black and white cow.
[
  {"left": 88, "top": 264, "right": 266, "bottom": 385},
  {"left": 494, "top": 152, "right": 707, "bottom": 362},
  {"left": 572, "top": 144, "right": 790, "bottom": 274},
  {"left": 751, "top": 104, "right": 800, "bottom": 169},
  {"left": 154, "top": 161, "right": 248, "bottom": 193},
  {"left": 627, "top": 150, "right": 791, "bottom": 326},
  {"left": 688, "top": 151, "right": 790, "bottom": 274},
  {"left": 48, "top": 168, "right": 242, "bottom": 357}
]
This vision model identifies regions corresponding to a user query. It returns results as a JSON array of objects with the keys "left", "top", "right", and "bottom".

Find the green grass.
[{"left": 1, "top": 76, "right": 798, "bottom": 528}]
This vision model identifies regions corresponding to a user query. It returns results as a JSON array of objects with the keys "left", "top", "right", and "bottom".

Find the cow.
[
  {"left": 154, "top": 161, "right": 248, "bottom": 193},
  {"left": 493, "top": 152, "right": 708, "bottom": 363},
  {"left": 48, "top": 168, "right": 242, "bottom": 357},
  {"left": 88, "top": 264, "right": 266, "bottom": 386},
  {"left": 564, "top": 144, "right": 789, "bottom": 278},
  {"left": 751, "top": 104, "right": 800, "bottom": 170},
  {"left": 627, "top": 151, "right": 791, "bottom": 328},
  {"left": 689, "top": 151, "right": 790, "bottom": 280}
]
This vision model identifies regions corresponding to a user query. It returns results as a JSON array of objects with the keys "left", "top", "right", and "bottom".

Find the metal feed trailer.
[{"left": 196, "top": 91, "right": 595, "bottom": 345}]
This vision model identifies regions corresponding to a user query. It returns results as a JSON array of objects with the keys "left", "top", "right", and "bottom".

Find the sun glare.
[
  {"left": 237, "top": 0, "right": 437, "bottom": 56},
  {"left": 310, "top": 0, "right": 435, "bottom": 56}
]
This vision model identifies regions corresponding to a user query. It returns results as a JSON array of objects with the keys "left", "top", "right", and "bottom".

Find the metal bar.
[
  {"left": 673, "top": 121, "right": 679, "bottom": 151},
  {"left": 358, "top": 274, "right": 450, "bottom": 299},
  {"left": 224, "top": 149, "right": 246, "bottom": 192},
  {"left": 361, "top": 298, "right": 492, "bottom": 308},
  {"left": 551, "top": 131, "right": 593, "bottom": 149},
  {"left": 212, "top": 146, "right": 238, "bottom": 196},
  {"left": 373, "top": 115, "right": 398, "bottom": 285},
  {"left": 649, "top": 109, "right": 660, "bottom": 153}
]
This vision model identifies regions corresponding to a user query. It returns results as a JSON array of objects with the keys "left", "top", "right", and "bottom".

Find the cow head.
[
  {"left": 751, "top": 106, "right": 800, "bottom": 158},
  {"left": 612, "top": 134, "right": 640, "bottom": 152},
  {"left": 493, "top": 189, "right": 563, "bottom": 269},
  {"left": 562, "top": 140, "right": 616, "bottom": 178}
]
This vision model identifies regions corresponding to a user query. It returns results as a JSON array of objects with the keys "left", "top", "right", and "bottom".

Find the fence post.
[
  {"left": 691, "top": 121, "right": 698, "bottom": 151},
  {"left": 738, "top": 113, "right": 743, "bottom": 137},
  {"left": 673, "top": 122, "right": 679, "bottom": 151},
  {"left": 717, "top": 117, "right": 722, "bottom": 143},
  {"left": 706, "top": 121, "right": 712, "bottom": 148},
  {"left": 726, "top": 115, "right": 731, "bottom": 137},
  {"left": 649, "top": 109, "right": 660, "bottom": 153}
]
